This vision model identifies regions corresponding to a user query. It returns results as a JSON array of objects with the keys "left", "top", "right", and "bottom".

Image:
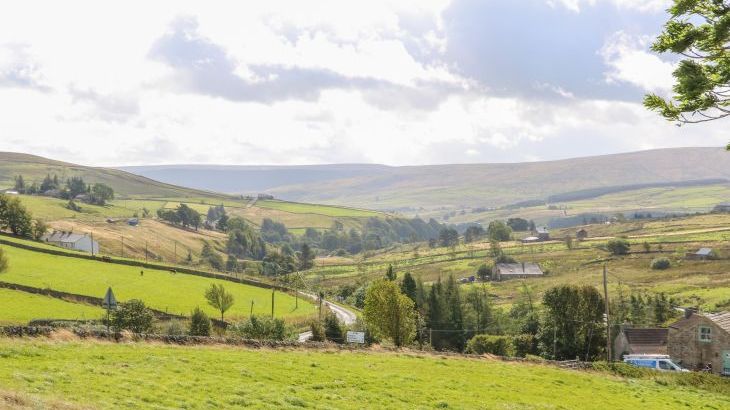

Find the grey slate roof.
[
  {"left": 706, "top": 312, "right": 730, "bottom": 334},
  {"left": 43, "top": 231, "right": 87, "bottom": 243},
  {"left": 623, "top": 328, "right": 668, "bottom": 346},
  {"left": 695, "top": 248, "right": 713, "bottom": 256},
  {"left": 495, "top": 263, "right": 543, "bottom": 276}
]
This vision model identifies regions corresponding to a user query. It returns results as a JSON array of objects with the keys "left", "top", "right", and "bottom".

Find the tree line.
[{"left": 13, "top": 174, "right": 114, "bottom": 205}]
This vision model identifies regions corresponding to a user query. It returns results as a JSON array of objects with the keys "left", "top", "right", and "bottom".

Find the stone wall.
[{"left": 668, "top": 314, "right": 730, "bottom": 374}]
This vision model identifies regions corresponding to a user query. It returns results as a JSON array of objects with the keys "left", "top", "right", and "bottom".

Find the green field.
[
  {"left": 256, "top": 200, "right": 381, "bottom": 218},
  {"left": 0, "top": 245, "right": 316, "bottom": 321},
  {"left": 0, "top": 288, "right": 103, "bottom": 324},
  {"left": 0, "top": 339, "right": 726, "bottom": 409}
]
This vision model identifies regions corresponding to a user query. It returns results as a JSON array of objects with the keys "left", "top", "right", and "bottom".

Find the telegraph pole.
[
  {"left": 145, "top": 241, "right": 148, "bottom": 263},
  {"left": 603, "top": 264, "right": 612, "bottom": 362},
  {"left": 90, "top": 232, "right": 95, "bottom": 256}
]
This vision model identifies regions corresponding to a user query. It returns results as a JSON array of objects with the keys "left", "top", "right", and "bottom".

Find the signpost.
[
  {"left": 346, "top": 331, "right": 365, "bottom": 344},
  {"left": 102, "top": 287, "right": 117, "bottom": 333}
]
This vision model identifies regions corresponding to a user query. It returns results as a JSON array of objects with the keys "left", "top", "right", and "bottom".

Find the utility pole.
[
  {"left": 603, "top": 264, "right": 612, "bottom": 362},
  {"left": 145, "top": 241, "right": 148, "bottom": 263},
  {"left": 90, "top": 232, "right": 95, "bottom": 256},
  {"left": 250, "top": 300, "right": 254, "bottom": 317}
]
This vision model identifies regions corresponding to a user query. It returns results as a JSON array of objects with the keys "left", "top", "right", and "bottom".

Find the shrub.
[
  {"left": 309, "top": 320, "right": 325, "bottom": 342},
  {"left": 189, "top": 307, "right": 211, "bottom": 336},
  {"left": 512, "top": 334, "right": 538, "bottom": 357},
  {"left": 465, "top": 335, "right": 513, "bottom": 356},
  {"left": 650, "top": 257, "right": 671, "bottom": 270},
  {"left": 164, "top": 320, "right": 185, "bottom": 336},
  {"left": 111, "top": 299, "right": 153, "bottom": 333},
  {"left": 230, "top": 315, "right": 291, "bottom": 341},
  {"left": 494, "top": 254, "right": 517, "bottom": 264},
  {"left": 607, "top": 239, "right": 630, "bottom": 255},
  {"left": 323, "top": 313, "right": 345, "bottom": 343}
]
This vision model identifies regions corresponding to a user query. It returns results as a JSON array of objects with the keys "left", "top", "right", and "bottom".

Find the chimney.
[{"left": 684, "top": 308, "right": 696, "bottom": 319}]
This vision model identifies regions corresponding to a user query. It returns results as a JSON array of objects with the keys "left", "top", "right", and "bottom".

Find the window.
[
  {"left": 658, "top": 361, "right": 673, "bottom": 371},
  {"left": 699, "top": 326, "right": 712, "bottom": 342}
]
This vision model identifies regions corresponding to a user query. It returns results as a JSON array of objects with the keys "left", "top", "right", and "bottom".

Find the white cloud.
[
  {"left": 547, "top": 0, "right": 669, "bottom": 13},
  {"left": 600, "top": 31, "right": 675, "bottom": 94}
]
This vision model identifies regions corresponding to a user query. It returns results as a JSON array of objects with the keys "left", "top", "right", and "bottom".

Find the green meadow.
[
  {"left": 0, "top": 245, "right": 316, "bottom": 321},
  {"left": 0, "top": 339, "right": 727, "bottom": 409},
  {"left": 0, "top": 288, "right": 103, "bottom": 324}
]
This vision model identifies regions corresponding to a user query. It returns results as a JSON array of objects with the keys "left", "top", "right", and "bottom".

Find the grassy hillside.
[
  {"left": 0, "top": 244, "right": 316, "bottom": 321},
  {"left": 0, "top": 288, "right": 103, "bottom": 324},
  {"left": 1, "top": 339, "right": 727, "bottom": 409},
  {"left": 121, "top": 148, "right": 730, "bottom": 213},
  {"left": 309, "top": 213, "right": 730, "bottom": 311},
  {"left": 0, "top": 152, "right": 222, "bottom": 198}
]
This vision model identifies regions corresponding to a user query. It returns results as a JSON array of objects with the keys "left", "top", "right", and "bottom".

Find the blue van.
[{"left": 623, "top": 355, "right": 688, "bottom": 372}]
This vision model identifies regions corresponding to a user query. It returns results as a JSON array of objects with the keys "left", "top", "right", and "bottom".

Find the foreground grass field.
[
  {"left": 0, "top": 289, "right": 103, "bottom": 324},
  {"left": 0, "top": 246, "right": 316, "bottom": 321},
  {"left": 0, "top": 339, "right": 727, "bottom": 409}
]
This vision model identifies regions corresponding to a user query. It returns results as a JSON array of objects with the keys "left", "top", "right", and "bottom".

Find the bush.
[
  {"left": 164, "top": 320, "right": 186, "bottom": 336},
  {"left": 494, "top": 254, "right": 517, "bottom": 264},
  {"left": 230, "top": 315, "right": 291, "bottom": 341},
  {"left": 650, "top": 257, "right": 671, "bottom": 270},
  {"left": 476, "top": 264, "right": 491, "bottom": 281},
  {"left": 512, "top": 334, "right": 538, "bottom": 357},
  {"left": 189, "top": 307, "right": 211, "bottom": 336},
  {"left": 111, "top": 299, "right": 153, "bottom": 333},
  {"left": 465, "top": 335, "right": 513, "bottom": 356},
  {"left": 309, "top": 320, "right": 325, "bottom": 342},
  {"left": 323, "top": 313, "right": 345, "bottom": 343},
  {"left": 607, "top": 239, "right": 630, "bottom": 255}
]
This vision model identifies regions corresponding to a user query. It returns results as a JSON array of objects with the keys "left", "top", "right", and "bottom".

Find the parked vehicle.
[{"left": 623, "top": 354, "right": 688, "bottom": 372}]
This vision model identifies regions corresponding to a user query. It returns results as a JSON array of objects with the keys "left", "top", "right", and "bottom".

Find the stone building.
[
  {"left": 667, "top": 310, "right": 730, "bottom": 375},
  {"left": 613, "top": 327, "right": 668, "bottom": 361}
]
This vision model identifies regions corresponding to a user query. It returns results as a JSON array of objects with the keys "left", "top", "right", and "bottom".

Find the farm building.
[
  {"left": 667, "top": 310, "right": 730, "bottom": 375},
  {"left": 521, "top": 236, "right": 541, "bottom": 244},
  {"left": 535, "top": 227, "right": 550, "bottom": 241},
  {"left": 493, "top": 263, "right": 543, "bottom": 281},
  {"left": 576, "top": 228, "right": 588, "bottom": 241},
  {"left": 712, "top": 202, "right": 730, "bottom": 213},
  {"left": 613, "top": 327, "right": 668, "bottom": 360},
  {"left": 42, "top": 231, "right": 99, "bottom": 254},
  {"left": 686, "top": 248, "right": 715, "bottom": 261}
]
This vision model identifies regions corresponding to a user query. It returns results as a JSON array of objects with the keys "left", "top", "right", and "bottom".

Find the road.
[{"left": 297, "top": 295, "right": 357, "bottom": 342}]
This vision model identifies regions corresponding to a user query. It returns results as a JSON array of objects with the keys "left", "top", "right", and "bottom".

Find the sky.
[{"left": 0, "top": 0, "right": 726, "bottom": 166}]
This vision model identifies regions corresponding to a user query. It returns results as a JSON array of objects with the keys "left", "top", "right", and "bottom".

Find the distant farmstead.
[
  {"left": 42, "top": 231, "right": 99, "bottom": 254},
  {"left": 535, "top": 227, "right": 550, "bottom": 241},
  {"left": 686, "top": 248, "right": 715, "bottom": 261},
  {"left": 493, "top": 263, "right": 544, "bottom": 281}
]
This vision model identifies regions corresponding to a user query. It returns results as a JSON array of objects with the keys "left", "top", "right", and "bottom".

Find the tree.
[
  {"left": 487, "top": 221, "right": 512, "bottom": 242},
  {"left": 400, "top": 272, "right": 417, "bottom": 302},
  {"left": 66, "top": 177, "right": 87, "bottom": 198},
  {"left": 476, "top": 264, "right": 491, "bottom": 281},
  {"left": 111, "top": 299, "right": 154, "bottom": 333},
  {"left": 607, "top": 238, "right": 630, "bottom": 255},
  {"left": 0, "top": 194, "right": 33, "bottom": 237},
  {"left": 205, "top": 283, "right": 234, "bottom": 321},
  {"left": 438, "top": 228, "right": 459, "bottom": 248},
  {"left": 298, "top": 243, "right": 315, "bottom": 270},
  {"left": 564, "top": 235, "right": 573, "bottom": 250},
  {"left": 363, "top": 279, "right": 416, "bottom": 347},
  {"left": 323, "top": 313, "right": 345, "bottom": 343},
  {"left": 31, "top": 220, "right": 48, "bottom": 241},
  {"left": 0, "top": 247, "right": 8, "bottom": 273},
  {"left": 89, "top": 183, "right": 114, "bottom": 205},
  {"left": 226, "top": 254, "right": 240, "bottom": 273},
  {"left": 464, "top": 225, "right": 485, "bottom": 243},
  {"left": 538, "top": 285, "right": 606, "bottom": 361},
  {"left": 13, "top": 175, "right": 25, "bottom": 193},
  {"left": 506, "top": 218, "right": 529, "bottom": 232},
  {"left": 385, "top": 264, "right": 396, "bottom": 281},
  {"left": 189, "top": 307, "right": 211, "bottom": 336},
  {"left": 644, "top": 1, "right": 730, "bottom": 129},
  {"left": 201, "top": 243, "right": 224, "bottom": 270}
]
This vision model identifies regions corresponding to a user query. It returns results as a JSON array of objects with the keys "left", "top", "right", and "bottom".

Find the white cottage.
[{"left": 42, "top": 231, "right": 99, "bottom": 254}]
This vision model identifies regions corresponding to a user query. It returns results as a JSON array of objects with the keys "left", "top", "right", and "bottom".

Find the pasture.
[
  {"left": 0, "top": 288, "right": 103, "bottom": 324},
  {"left": 0, "top": 245, "right": 316, "bottom": 321},
  {"left": 0, "top": 339, "right": 727, "bottom": 409}
]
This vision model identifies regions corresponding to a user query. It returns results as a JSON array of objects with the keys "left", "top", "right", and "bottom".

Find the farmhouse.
[
  {"left": 493, "top": 263, "right": 543, "bottom": 281},
  {"left": 686, "top": 248, "right": 715, "bottom": 261},
  {"left": 667, "top": 310, "right": 730, "bottom": 375},
  {"left": 535, "top": 227, "right": 550, "bottom": 241},
  {"left": 613, "top": 327, "right": 668, "bottom": 360},
  {"left": 42, "top": 231, "right": 99, "bottom": 254}
]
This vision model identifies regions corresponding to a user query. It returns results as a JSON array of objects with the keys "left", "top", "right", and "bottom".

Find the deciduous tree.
[
  {"left": 205, "top": 283, "right": 235, "bottom": 321},
  {"left": 363, "top": 279, "right": 416, "bottom": 347}
]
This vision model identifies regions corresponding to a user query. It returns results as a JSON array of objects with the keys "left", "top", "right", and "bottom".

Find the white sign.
[{"left": 346, "top": 331, "right": 365, "bottom": 344}]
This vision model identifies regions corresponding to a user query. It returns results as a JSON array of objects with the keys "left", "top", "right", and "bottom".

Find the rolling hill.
[{"left": 121, "top": 147, "right": 730, "bottom": 213}]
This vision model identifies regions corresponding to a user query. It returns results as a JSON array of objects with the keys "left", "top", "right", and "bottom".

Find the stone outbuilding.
[
  {"left": 613, "top": 327, "right": 668, "bottom": 361},
  {"left": 493, "top": 263, "right": 543, "bottom": 281},
  {"left": 667, "top": 310, "right": 730, "bottom": 375}
]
